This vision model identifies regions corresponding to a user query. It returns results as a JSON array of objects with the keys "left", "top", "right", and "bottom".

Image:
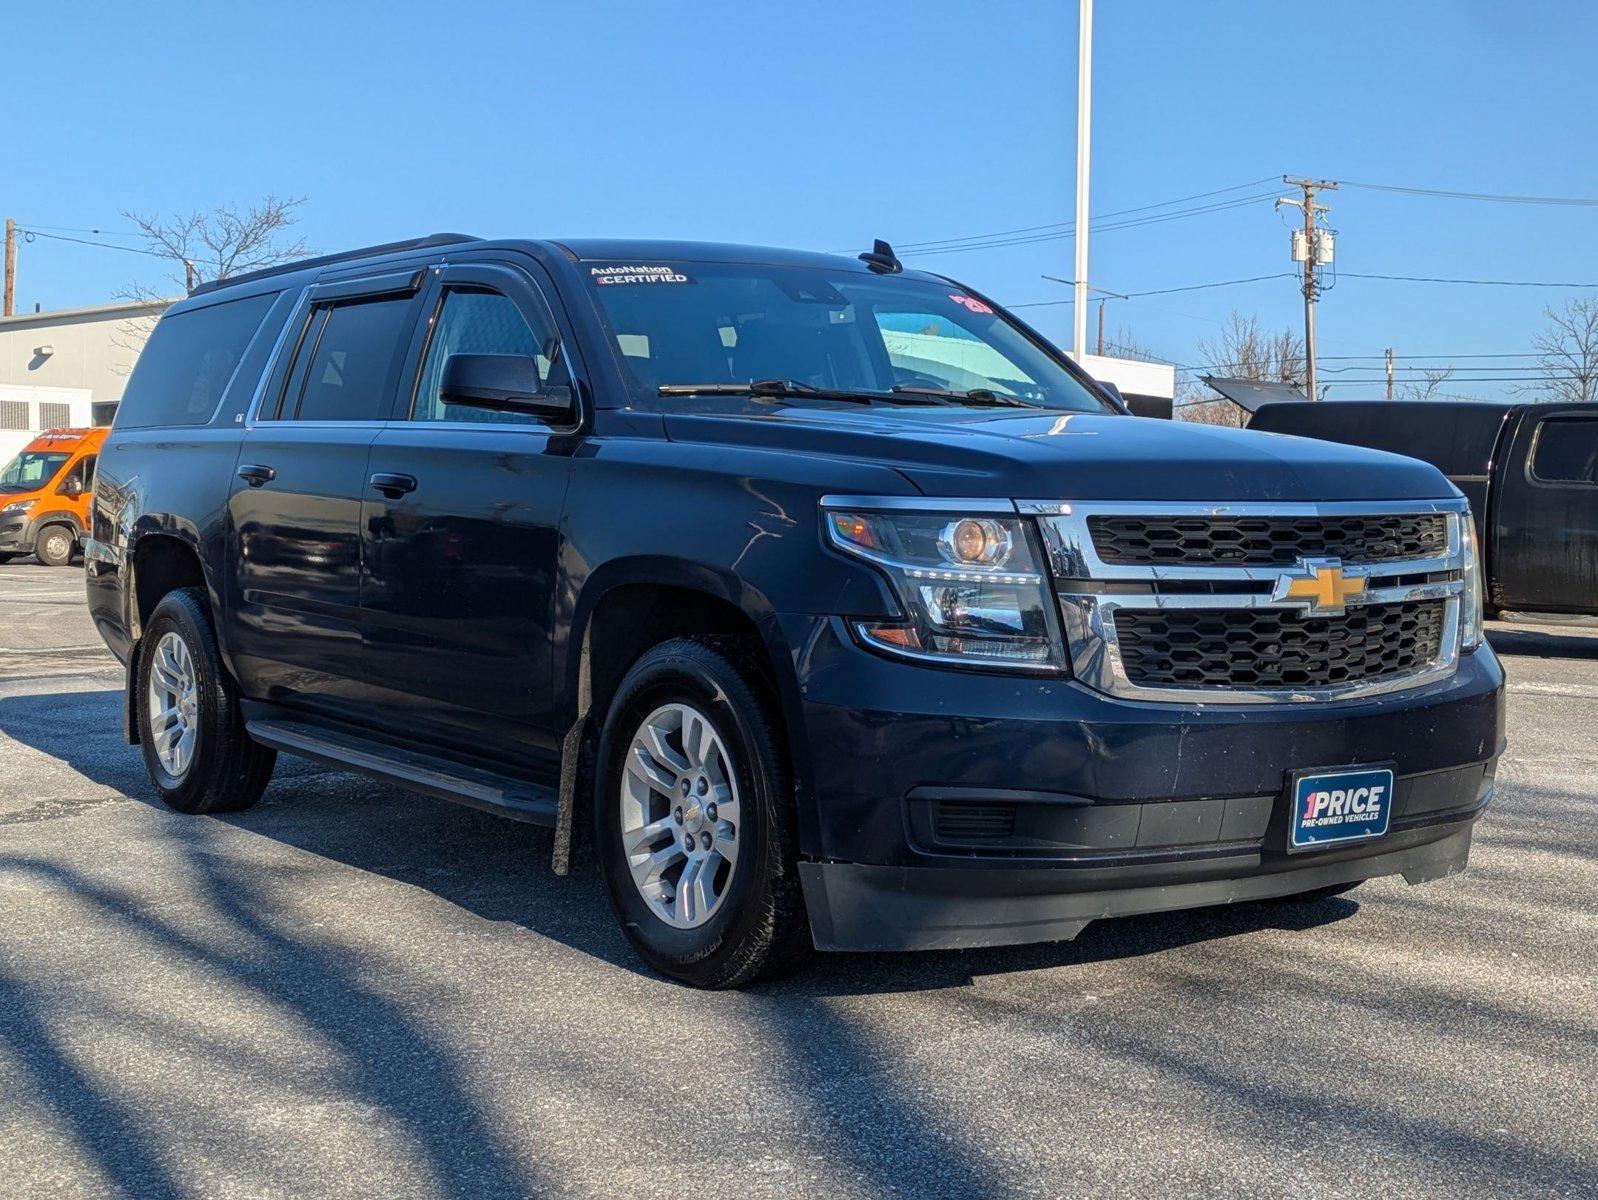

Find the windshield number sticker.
[
  {"left": 949, "top": 293, "right": 993, "bottom": 315},
  {"left": 591, "top": 265, "right": 694, "bottom": 286}
]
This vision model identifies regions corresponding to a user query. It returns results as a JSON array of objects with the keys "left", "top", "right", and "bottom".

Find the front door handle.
[
  {"left": 369, "top": 472, "right": 418, "bottom": 498},
  {"left": 238, "top": 464, "right": 275, "bottom": 487}
]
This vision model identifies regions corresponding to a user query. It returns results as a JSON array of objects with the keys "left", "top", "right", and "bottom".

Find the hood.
[{"left": 660, "top": 405, "right": 1457, "bottom": 502}]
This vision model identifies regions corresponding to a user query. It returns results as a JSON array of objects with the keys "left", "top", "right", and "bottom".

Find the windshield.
[
  {"left": 0, "top": 451, "right": 70, "bottom": 494},
  {"left": 583, "top": 261, "right": 1110, "bottom": 412}
]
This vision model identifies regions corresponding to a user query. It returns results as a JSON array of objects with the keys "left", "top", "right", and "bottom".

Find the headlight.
[
  {"left": 824, "top": 506, "right": 1064, "bottom": 670},
  {"left": 1460, "top": 513, "right": 1484, "bottom": 652},
  {"left": 0, "top": 501, "right": 31, "bottom": 516}
]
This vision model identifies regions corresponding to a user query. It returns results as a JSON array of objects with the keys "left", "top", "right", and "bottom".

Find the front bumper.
[
  {"left": 0, "top": 512, "right": 32, "bottom": 553},
  {"left": 776, "top": 615, "right": 1505, "bottom": 951},
  {"left": 802, "top": 821, "right": 1480, "bottom": 951}
]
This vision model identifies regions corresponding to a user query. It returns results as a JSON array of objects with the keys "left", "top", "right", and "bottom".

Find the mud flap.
[
  {"left": 551, "top": 715, "right": 589, "bottom": 876},
  {"left": 123, "top": 640, "right": 141, "bottom": 745}
]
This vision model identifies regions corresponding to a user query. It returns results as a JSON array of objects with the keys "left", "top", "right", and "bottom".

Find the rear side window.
[
  {"left": 281, "top": 296, "right": 414, "bottom": 422},
  {"left": 116, "top": 293, "right": 277, "bottom": 429},
  {"left": 1531, "top": 417, "right": 1598, "bottom": 485}
]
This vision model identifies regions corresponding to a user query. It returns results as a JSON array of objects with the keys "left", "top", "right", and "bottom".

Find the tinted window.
[
  {"left": 289, "top": 296, "right": 413, "bottom": 422},
  {"left": 412, "top": 289, "right": 567, "bottom": 424},
  {"left": 116, "top": 292, "right": 277, "bottom": 429},
  {"left": 584, "top": 261, "right": 1108, "bottom": 412},
  {"left": 1532, "top": 417, "right": 1598, "bottom": 484}
]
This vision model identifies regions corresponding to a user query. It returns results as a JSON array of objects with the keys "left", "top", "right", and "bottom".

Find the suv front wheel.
[
  {"left": 136, "top": 587, "right": 276, "bottom": 814},
  {"left": 594, "top": 636, "right": 811, "bottom": 988}
]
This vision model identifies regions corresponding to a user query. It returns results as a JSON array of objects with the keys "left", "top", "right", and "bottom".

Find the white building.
[{"left": 0, "top": 297, "right": 174, "bottom": 460}]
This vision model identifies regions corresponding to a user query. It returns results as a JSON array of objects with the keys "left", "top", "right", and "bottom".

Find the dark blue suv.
[{"left": 85, "top": 234, "right": 1505, "bottom": 987}]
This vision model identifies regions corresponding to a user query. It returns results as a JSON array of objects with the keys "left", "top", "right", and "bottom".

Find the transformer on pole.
[{"left": 1277, "top": 177, "right": 1338, "bottom": 400}]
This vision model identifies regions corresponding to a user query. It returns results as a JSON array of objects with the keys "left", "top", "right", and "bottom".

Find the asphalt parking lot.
[{"left": 0, "top": 561, "right": 1593, "bottom": 1200}]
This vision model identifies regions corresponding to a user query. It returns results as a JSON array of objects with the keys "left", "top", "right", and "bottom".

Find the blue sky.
[{"left": 11, "top": 0, "right": 1598, "bottom": 397}]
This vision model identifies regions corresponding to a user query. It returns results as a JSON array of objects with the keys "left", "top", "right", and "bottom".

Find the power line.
[
  {"left": 903, "top": 194, "right": 1278, "bottom": 257},
  {"left": 1335, "top": 180, "right": 1598, "bottom": 206},
  {"left": 16, "top": 221, "right": 140, "bottom": 238},
  {"left": 16, "top": 227, "right": 170, "bottom": 260},
  {"left": 893, "top": 177, "right": 1278, "bottom": 252},
  {"left": 1340, "top": 270, "right": 1598, "bottom": 288},
  {"left": 1008, "top": 272, "right": 1296, "bottom": 309}
]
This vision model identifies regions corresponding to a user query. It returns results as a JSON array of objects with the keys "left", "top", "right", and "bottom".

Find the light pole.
[{"left": 1073, "top": 0, "right": 1093, "bottom": 360}]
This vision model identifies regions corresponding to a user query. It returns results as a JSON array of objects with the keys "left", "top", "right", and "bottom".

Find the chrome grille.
[
  {"left": 1088, "top": 513, "right": 1448, "bottom": 566},
  {"left": 1114, "top": 600, "right": 1446, "bottom": 689},
  {"left": 1021, "top": 499, "right": 1469, "bottom": 704}
]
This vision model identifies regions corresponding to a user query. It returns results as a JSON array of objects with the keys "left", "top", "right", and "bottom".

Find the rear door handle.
[
  {"left": 369, "top": 472, "right": 418, "bottom": 498},
  {"left": 238, "top": 464, "right": 275, "bottom": 487}
]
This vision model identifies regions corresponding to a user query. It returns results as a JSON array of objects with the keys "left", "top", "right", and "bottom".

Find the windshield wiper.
[
  {"left": 658, "top": 380, "right": 948, "bottom": 406},
  {"left": 891, "top": 385, "right": 1041, "bottom": 409}
]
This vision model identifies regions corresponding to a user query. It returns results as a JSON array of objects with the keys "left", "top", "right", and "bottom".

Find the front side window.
[
  {"left": 284, "top": 296, "right": 414, "bottom": 422},
  {"left": 0, "top": 451, "right": 70, "bottom": 493},
  {"left": 583, "top": 260, "right": 1108, "bottom": 412},
  {"left": 66, "top": 455, "right": 98, "bottom": 492},
  {"left": 412, "top": 288, "right": 568, "bottom": 424},
  {"left": 1531, "top": 417, "right": 1598, "bottom": 485}
]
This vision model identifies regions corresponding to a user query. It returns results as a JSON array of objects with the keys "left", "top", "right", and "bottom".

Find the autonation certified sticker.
[
  {"left": 1289, "top": 765, "right": 1394, "bottom": 849},
  {"left": 590, "top": 265, "right": 694, "bottom": 286}
]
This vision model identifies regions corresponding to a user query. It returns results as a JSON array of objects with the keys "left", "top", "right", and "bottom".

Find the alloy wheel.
[
  {"left": 147, "top": 631, "right": 200, "bottom": 778},
  {"left": 619, "top": 702, "right": 741, "bottom": 929}
]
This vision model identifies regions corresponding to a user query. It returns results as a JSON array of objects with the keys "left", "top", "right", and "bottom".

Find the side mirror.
[
  {"left": 1095, "top": 379, "right": 1127, "bottom": 410},
  {"left": 60, "top": 477, "right": 84, "bottom": 499},
  {"left": 439, "top": 353, "right": 574, "bottom": 420}
]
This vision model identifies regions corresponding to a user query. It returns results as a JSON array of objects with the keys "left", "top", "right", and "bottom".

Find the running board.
[{"left": 245, "top": 718, "right": 558, "bottom": 826}]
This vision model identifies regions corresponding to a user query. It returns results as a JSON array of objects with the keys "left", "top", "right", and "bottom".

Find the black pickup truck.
[
  {"left": 85, "top": 234, "right": 1504, "bottom": 987},
  {"left": 1251, "top": 398, "right": 1597, "bottom": 620}
]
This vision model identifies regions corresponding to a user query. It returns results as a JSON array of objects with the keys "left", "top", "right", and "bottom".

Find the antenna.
[{"left": 859, "top": 239, "right": 903, "bottom": 274}]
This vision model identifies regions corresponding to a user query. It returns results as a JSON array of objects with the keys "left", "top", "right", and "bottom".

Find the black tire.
[
  {"left": 136, "top": 587, "right": 276, "bottom": 814},
  {"left": 35, "top": 525, "right": 76, "bottom": 567},
  {"left": 0, "top": 552, "right": 18, "bottom": 563},
  {"left": 594, "top": 636, "right": 811, "bottom": 989}
]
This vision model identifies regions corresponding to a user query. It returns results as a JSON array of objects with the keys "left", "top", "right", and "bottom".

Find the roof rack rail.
[{"left": 187, "top": 232, "right": 480, "bottom": 297}]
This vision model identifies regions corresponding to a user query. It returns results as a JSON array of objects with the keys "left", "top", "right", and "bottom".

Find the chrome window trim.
[
  {"left": 243, "top": 286, "right": 312, "bottom": 428},
  {"left": 1023, "top": 498, "right": 1470, "bottom": 705}
]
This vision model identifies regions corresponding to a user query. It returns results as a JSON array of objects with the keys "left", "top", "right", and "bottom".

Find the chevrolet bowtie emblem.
[{"left": 1272, "top": 557, "right": 1366, "bottom": 616}]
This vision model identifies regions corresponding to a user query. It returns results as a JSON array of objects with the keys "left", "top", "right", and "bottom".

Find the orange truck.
[{"left": 0, "top": 427, "right": 108, "bottom": 566}]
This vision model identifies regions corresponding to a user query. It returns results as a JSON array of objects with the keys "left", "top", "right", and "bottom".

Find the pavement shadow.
[
  {"left": 1488, "top": 625, "right": 1598, "bottom": 660},
  {"left": 0, "top": 686, "right": 1360, "bottom": 1200},
  {"left": 0, "top": 687, "right": 1356, "bottom": 995}
]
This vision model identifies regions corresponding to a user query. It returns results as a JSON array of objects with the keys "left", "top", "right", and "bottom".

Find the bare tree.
[
  {"left": 1177, "top": 396, "right": 1247, "bottom": 428},
  {"left": 1198, "top": 310, "right": 1307, "bottom": 389},
  {"left": 1401, "top": 366, "right": 1454, "bottom": 402},
  {"left": 1516, "top": 297, "right": 1598, "bottom": 404},
  {"left": 111, "top": 195, "right": 310, "bottom": 374},
  {"left": 123, "top": 194, "right": 309, "bottom": 293}
]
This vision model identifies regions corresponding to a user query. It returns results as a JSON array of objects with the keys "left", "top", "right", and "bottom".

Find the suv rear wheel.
[
  {"left": 136, "top": 587, "right": 276, "bottom": 814},
  {"left": 35, "top": 525, "right": 76, "bottom": 567},
  {"left": 594, "top": 636, "right": 811, "bottom": 988}
]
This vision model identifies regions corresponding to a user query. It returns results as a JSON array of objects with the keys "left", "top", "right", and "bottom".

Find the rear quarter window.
[
  {"left": 116, "top": 292, "right": 278, "bottom": 429},
  {"left": 1530, "top": 416, "right": 1598, "bottom": 485}
]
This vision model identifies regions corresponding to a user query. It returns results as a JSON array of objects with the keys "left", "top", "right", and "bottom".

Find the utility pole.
[
  {"left": 1385, "top": 347, "right": 1395, "bottom": 400},
  {"left": 1072, "top": 0, "right": 1093, "bottom": 360},
  {"left": 3, "top": 219, "right": 15, "bottom": 317},
  {"left": 1277, "top": 177, "right": 1337, "bottom": 400},
  {"left": 1096, "top": 299, "right": 1106, "bottom": 355}
]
